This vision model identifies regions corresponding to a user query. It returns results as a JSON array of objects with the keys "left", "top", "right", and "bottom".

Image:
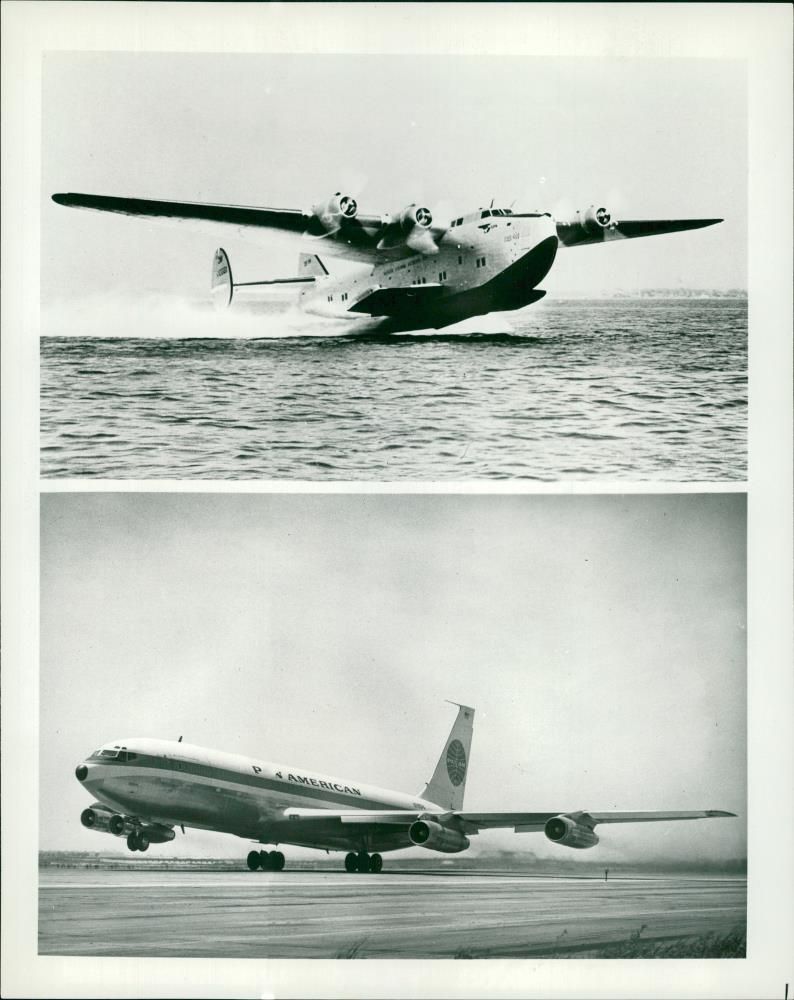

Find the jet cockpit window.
[{"left": 98, "top": 748, "right": 119, "bottom": 759}]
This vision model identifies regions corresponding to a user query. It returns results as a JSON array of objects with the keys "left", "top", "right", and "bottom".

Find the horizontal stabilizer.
[
  {"left": 211, "top": 247, "right": 314, "bottom": 310},
  {"left": 349, "top": 283, "right": 444, "bottom": 317}
]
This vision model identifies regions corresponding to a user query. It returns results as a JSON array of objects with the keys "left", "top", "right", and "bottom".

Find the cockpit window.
[
  {"left": 98, "top": 748, "right": 119, "bottom": 758},
  {"left": 481, "top": 210, "right": 491, "bottom": 219}
]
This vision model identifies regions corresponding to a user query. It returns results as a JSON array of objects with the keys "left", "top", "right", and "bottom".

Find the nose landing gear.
[{"left": 344, "top": 851, "right": 383, "bottom": 873}]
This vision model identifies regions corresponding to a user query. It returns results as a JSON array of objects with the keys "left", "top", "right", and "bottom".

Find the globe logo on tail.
[{"left": 446, "top": 739, "right": 467, "bottom": 786}]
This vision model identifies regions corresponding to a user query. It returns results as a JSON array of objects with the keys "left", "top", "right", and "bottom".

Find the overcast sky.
[
  {"left": 41, "top": 492, "right": 746, "bottom": 861},
  {"left": 41, "top": 51, "right": 746, "bottom": 311}
]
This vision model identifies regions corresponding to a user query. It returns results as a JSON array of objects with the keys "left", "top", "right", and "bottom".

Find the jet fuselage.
[{"left": 76, "top": 737, "right": 438, "bottom": 853}]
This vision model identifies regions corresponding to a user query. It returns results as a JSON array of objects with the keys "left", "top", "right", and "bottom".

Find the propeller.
[{"left": 405, "top": 226, "right": 439, "bottom": 255}]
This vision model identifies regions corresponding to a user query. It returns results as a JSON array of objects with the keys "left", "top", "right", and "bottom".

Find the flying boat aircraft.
[
  {"left": 52, "top": 190, "right": 722, "bottom": 332},
  {"left": 75, "top": 703, "right": 734, "bottom": 873}
]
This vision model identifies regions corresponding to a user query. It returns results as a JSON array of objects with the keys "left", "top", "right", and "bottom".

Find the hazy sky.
[
  {"left": 41, "top": 492, "right": 746, "bottom": 861},
  {"left": 42, "top": 51, "right": 746, "bottom": 310}
]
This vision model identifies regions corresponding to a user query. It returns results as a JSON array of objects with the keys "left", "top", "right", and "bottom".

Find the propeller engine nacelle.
[
  {"left": 408, "top": 818, "right": 470, "bottom": 853},
  {"left": 544, "top": 815, "right": 600, "bottom": 849},
  {"left": 580, "top": 205, "right": 615, "bottom": 233},
  {"left": 311, "top": 191, "right": 358, "bottom": 233},
  {"left": 378, "top": 203, "right": 438, "bottom": 254},
  {"left": 395, "top": 203, "right": 433, "bottom": 233}
]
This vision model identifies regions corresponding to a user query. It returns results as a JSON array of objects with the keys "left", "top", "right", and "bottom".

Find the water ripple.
[{"left": 40, "top": 298, "right": 747, "bottom": 481}]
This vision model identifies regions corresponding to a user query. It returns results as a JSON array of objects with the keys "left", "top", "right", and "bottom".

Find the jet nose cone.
[{"left": 75, "top": 763, "right": 88, "bottom": 781}]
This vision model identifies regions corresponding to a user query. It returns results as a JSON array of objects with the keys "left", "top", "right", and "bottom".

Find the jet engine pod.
[
  {"left": 311, "top": 192, "right": 358, "bottom": 233},
  {"left": 582, "top": 205, "right": 614, "bottom": 233},
  {"left": 544, "top": 815, "right": 600, "bottom": 849},
  {"left": 139, "top": 823, "right": 176, "bottom": 844},
  {"left": 408, "top": 818, "right": 470, "bottom": 853},
  {"left": 80, "top": 806, "right": 113, "bottom": 832},
  {"left": 108, "top": 813, "right": 137, "bottom": 837}
]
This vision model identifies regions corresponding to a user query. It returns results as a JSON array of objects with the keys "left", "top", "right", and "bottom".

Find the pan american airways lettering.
[
  {"left": 287, "top": 773, "right": 362, "bottom": 796},
  {"left": 251, "top": 764, "right": 361, "bottom": 797}
]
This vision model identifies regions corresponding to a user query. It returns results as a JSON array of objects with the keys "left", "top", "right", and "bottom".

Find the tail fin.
[
  {"left": 211, "top": 248, "right": 234, "bottom": 309},
  {"left": 419, "top": 703, "right": 475, "bottom": 810},
  {"left": 298, "top": 253, "right": 328, "bottom": 277}
]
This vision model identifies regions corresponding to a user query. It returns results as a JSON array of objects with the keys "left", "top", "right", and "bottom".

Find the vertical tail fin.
[
  {"left": 297, "top": 253, "right": 328, "bottom": 277},
  {"left": 419, "top": 703, "right": 475, "bottom": 810}
]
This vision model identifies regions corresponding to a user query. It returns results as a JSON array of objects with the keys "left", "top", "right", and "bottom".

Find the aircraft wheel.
[
  {"left": 344, "top": 852, "right": 358, "bottom": 873},
  {"left": 138, "top": 835, "right": 149, "bottom": 852},
  {"left": 247, "top": 850, "right": 261, "bottom": 871},
  {"left": 357, "top": 851, "right": 370, "bottom": 873},
  {"left": 127, "top": 831, "right": 140, "bottom": 852},
  {"left": 370, "top": 853, "right": 383, "bottom": 873},
  {"left": 271, "top": 851, "right": 285, "bottom": 871},
  {"left": 258, "top": 850, "right": 271, "bottom": 870}
]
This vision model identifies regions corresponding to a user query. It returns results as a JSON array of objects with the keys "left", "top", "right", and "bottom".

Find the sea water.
[{"left": 40, "top": 297, "right": 746, "bottom": 481}]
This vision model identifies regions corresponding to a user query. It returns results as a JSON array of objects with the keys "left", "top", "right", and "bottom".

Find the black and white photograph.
[
  {"left": 40, "top": 491, "right": 746, "bottom": 960},
  {"left": 41, "top": 47, "right": 746, "bottom": 482},
  {"left": 2, "top": 4, "right": 792, "bottom": 1000}
]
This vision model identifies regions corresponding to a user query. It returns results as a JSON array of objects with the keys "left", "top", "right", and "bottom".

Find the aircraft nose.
[{"left": 75, "top": 763, "right": 88, "bottom": 781}]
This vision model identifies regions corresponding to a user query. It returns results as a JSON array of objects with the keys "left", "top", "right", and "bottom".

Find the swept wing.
[{"left": 284, "top": 807, "right": 734, "bottom": 835}]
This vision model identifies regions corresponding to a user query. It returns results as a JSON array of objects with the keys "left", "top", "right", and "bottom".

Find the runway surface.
[{"left": 38, "top": 869, "right": 746, "bottom": 958}]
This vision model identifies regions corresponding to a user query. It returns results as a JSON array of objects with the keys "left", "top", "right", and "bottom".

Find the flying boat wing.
[
  {"left": 556, "top": 215, "right": 723, "bottom": 248},
  {"left": 51, "top": 191, "right": 442, "bottom": 263}
]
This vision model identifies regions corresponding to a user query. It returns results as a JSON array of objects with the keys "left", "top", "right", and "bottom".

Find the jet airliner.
[
  {"left": 75, "top": 703, "right": 734, "bottom": 873},
  {"left": 52, "top": 189, "right": 722, "bottom": 332}
]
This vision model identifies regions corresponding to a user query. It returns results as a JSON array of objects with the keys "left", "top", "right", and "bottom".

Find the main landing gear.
[
  {"left": 247, "top": 849, "right": 285, "bottom": 872},
  {"left": 126, "top": 829, "right": 149, "bottom": 852},
  {"left": 344, "top": 851, "right": 383, "bottom": 873}
]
